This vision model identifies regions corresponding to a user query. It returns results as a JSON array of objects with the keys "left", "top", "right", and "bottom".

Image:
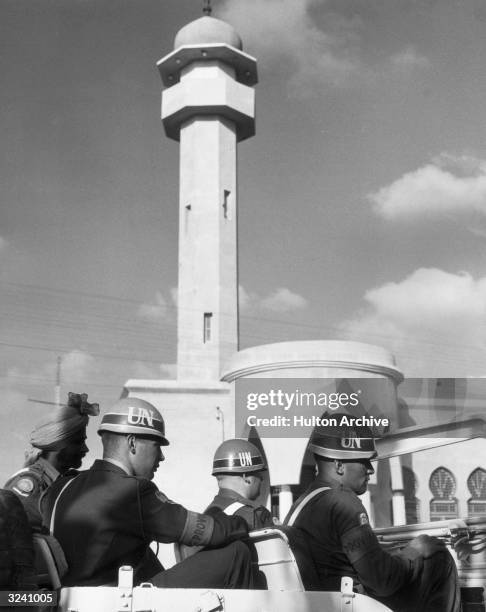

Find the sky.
[{"left": 1, "top": 0, "right": 486, "bottom": 481}]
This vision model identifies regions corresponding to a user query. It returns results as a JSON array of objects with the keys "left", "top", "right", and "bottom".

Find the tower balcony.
[
  {"left": 157, "top": 43, "right": 257, "bottom": 87},
  {"left": 158, "top": 43, "right": 257, "bottom": 142},
  {"left": 161, "top": 68, "right": 255, "bottom": 142}
]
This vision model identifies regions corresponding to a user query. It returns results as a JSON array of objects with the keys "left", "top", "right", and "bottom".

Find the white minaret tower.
[
  {"left": 125, "top": 8, "right": 257, "bottom": 524},
  {"left": 157, "top": 5, "right": 257, "bottom": 381}
]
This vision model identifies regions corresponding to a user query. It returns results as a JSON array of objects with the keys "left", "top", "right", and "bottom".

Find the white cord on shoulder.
[
  {"left": 223, "top": 501, "right": 246, "bottom": 515},
  {"left": 284, "top": 487, "right": 331, "bottom": 526},
  {"left": 49, "top": 477, "right": 78, "bottom": 535}
]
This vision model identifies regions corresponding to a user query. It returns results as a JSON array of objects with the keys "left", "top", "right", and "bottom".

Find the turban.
[{"left": 29, "top": 392, "right": 99, "bottom": 452}]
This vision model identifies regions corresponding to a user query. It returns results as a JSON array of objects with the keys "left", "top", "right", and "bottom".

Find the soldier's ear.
[
  {"left": 335, "top": 460, "right": 344, "bottom": 475},
  {"left": 127, "top": 434, "right": 137, "bottom": 454}
]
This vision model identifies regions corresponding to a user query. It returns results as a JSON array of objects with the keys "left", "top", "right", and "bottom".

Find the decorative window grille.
[
  {"left": 467, "top": 468, "right": 486, "bottom": 518},
  {"left": 429, "top": 467, "right": 458, "bottom": 521}
]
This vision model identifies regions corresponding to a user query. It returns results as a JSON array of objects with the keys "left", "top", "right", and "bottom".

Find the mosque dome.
[{"left": 174, "top": 16, "right": 243, "bottom": 50}]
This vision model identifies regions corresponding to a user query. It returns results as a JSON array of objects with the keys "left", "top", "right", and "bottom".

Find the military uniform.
[
  {"left": 0, "top": 490, "right": 36, "bottom": 590},
  {"left": 4, "top": 457, "right": 60, "bottom": 532},
  {"left": 288, "top": 481, "right": 461, "bottom": 612},
  {"left": 41, "top": 460, "right": 252, "bottom": 588},
  {"left": 206, "top": 488, "right": 275, "bottom": 530}
]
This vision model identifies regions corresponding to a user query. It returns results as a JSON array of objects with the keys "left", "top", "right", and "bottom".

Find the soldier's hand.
[
  {"left": 454, "top": 535, "right": 473, "bottom": 563},
  {"left": 407, "top": 534, "right": 447, "bottom": 558}
]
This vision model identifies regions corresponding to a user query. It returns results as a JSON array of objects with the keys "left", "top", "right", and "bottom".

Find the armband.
[{"left": 180, "top": 511, "right": 214, "bottom": 547}]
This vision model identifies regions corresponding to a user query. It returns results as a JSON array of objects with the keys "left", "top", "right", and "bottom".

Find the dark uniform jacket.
[
  {"left": 0, "top": 490, "right": 37, "bottom": 589},
  {"left": 4, "top": 458, "right": 59, "bottom": 531},
  {"left": 206, "top": 488, "right": 275, "bottom": 530},
  {"left": 41, "top": 460, "right": 248, "bottom": 587},
  {"left": 290, "top": 481, "right": 423, "bottom": 597}
]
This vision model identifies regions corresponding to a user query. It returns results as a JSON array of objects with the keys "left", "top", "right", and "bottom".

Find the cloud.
[
  {"left": 218, "top": 0, "right": 360, "bottom": 95},
  {"left": 4, "top": 351, "right": 96, "bottom": 391},
  {"left": 369, "top": 154, "right": 486, "bottom": 220},
  {"left": 138, "top": 291, "right": 169, "bottom": 323},
  {"left": 0, "top": 350, "right": 96, "bottom": 415},
  {"left": 261, "top": 287, "right": 308, "bottom": 312},
  {"left": 0, "top": 237, "right": 8, "bottom": 251},
  {"left": 238, "top": 285, "right": 253, "bottom": 311},
  {"left": 60, "top": 350, "right": 96, "bottom": 384},
  {"left": 433, "top": 153, "right": 486, "bottom": 176},
  {"left": 0, "top": 384, "right": 32, "bottom": 482},
  {"left": 390, "top": 46, "right": 429, "bottom": 71},
  {"left": 339, "top": 268, "right": 486, "bottom": 376},
  {"left": 240, "top": 284, "right": 308, "bottom": 313},
  {"left": 0, "top": 378, "right": 28, "bottom": 420},
  {"left": 137, "top": 289, "right": 178, "bottom": 323},
  {"left": 131, "top": 361, "right": 177, "bottom": 380},
  {"left": 139, "top": 286, "right": 307, "bottom": 322}
]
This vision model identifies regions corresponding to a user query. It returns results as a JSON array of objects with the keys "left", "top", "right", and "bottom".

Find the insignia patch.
[
  {"left": 14, "top": 478, "right": 35, "bottom": 496},
  {"left": 359, "top": 512, "right": 369, "bottom": 526}
]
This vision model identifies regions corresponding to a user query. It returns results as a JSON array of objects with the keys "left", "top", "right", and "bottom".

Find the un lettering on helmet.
[{"left": 127, "top": 407, "right": 154, "bottom": 428}]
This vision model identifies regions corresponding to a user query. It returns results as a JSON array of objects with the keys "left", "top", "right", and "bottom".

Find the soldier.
[
  {"left": 0, "top": 490, "right": 37, "bottom": 590},
  {"left": 284, "top": 416, "right": 461, "bottom": 612},
  {"left": 206, "top": 439, "right": 275, "bottom": 530},
  {"left": 41, "top": 398, "right": 253, "bottom": 589},
  {"left": 4, "top": 392, "right": 99, "bottom": 531}
]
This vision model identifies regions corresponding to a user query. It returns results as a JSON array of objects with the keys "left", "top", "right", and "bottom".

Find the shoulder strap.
[
  {"left": 223, "top": 501, "right": 246, "bottom": 515},
  {"left": 49, "top": 476, "right": 78, "bottom": 535},
  {"left": 284, "top": 486, "right": 331, "bottom": 526}
]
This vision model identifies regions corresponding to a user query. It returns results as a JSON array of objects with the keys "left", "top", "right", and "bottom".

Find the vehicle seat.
[
  {"left": 249, "top": 528, "right": 307, "bottom": 591},
  {"left": 33, "top": 533, "right": 68, "bottom": 590}
]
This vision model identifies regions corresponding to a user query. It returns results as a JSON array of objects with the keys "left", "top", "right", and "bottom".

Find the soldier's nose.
[{"left": 364, "top": 460, "right": 374, "bottom": 474}]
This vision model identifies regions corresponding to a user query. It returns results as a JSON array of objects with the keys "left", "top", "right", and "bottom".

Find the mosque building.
[{"left": 122, "top": 6, "right": 486, "bottom": 538}]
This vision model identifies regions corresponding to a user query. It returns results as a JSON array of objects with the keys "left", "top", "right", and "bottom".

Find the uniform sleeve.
[
  {"left": 139, "top": 482, "right": 248, "bottom": 547},
  {"left": 5, "top": 473, "right": 41, "bottom": 503},
  {"left": 330, "top": 492, "right": 423, "bottom": 597},
  {"left": 4, "top": 472, "right": 43, "bottom": 531}
]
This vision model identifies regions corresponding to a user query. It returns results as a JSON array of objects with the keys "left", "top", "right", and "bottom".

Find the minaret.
[{"left": 157, "top": 7, "right": 257, "bottom": 381}]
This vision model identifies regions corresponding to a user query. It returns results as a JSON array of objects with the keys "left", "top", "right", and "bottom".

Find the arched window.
[
  {"left": 429, "top": 467, "right": 458, "bottom": 521},
  {"left": 467, "top": 468, "right": 486, "bottom": 517},
  {"left": 402, "top": 467, "right": 420, "bottom": 524}
]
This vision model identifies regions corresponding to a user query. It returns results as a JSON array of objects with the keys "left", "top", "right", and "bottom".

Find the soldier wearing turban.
[{"left": 4, "top": 392, "right": 99, "bottom": 531}]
